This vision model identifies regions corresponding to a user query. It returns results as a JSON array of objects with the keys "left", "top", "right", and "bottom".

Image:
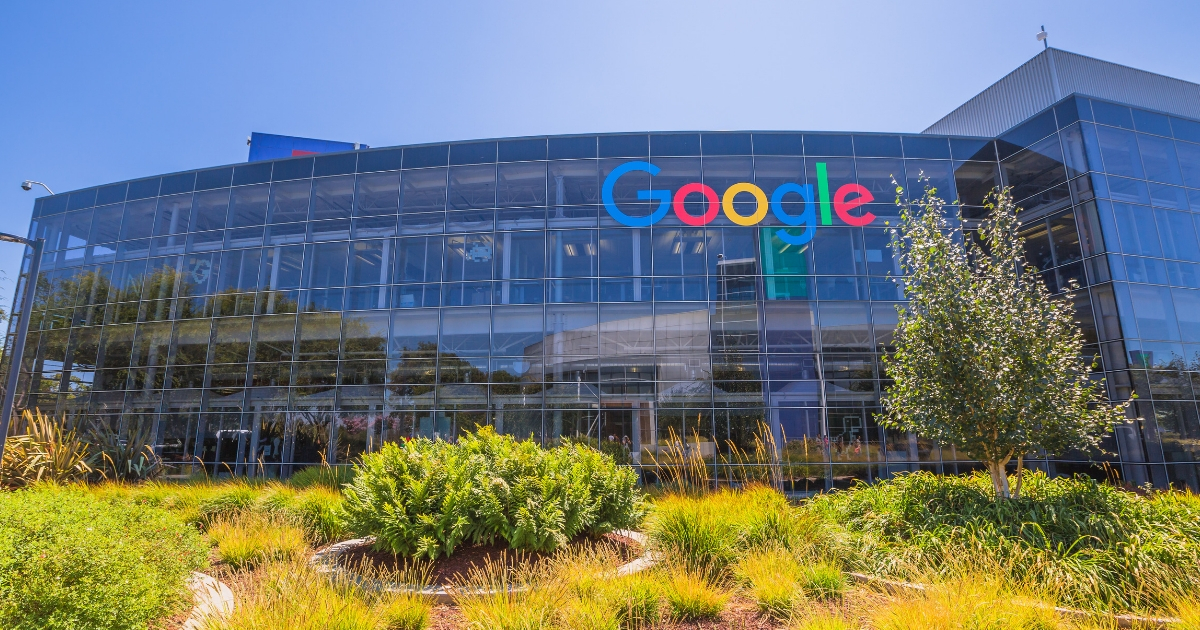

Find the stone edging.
[
  {"left": 183, "top": 571, "right": 235, "bottom": 630},
  {"left": 310, "top": 530, "right": 654, "bottom": 605},
  {"left": 847, "top": 572, "right": 1181, "bottom": 629}
]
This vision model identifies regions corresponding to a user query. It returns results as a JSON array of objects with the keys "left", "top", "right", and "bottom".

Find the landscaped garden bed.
[
  {"left": 333, "top": 531, "right": 644, "bottom": 588},
  {"left": 3, "top": 418, "right": 1200, "bottom": 629}
]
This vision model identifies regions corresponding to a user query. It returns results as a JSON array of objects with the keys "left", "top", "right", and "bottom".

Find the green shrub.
[
  {"left": 732, "top": 548, "right": 803, "bottom": 619},
  {"left": 113, "top": 479, "right": 348, "bottom": 545},
  {"left": 206, "top": 557, "right": 432, "bottom": 630},
  {"left": 663, "top": 567, "right": 727, "bottom": 620},
  {"left": 287, "top": 464, "right": 356, "bottom": 489},
  {"left": 208, "top": 511, "right": 309, "bottom": 569},
  {"left": 375, "top": 593, "right": 430, "bottom": 630},
  {"left": 342, "top": 427, "right": 645, "bottom": 559},
  {"left": 807, "top": 470, "right": 1200, "bottom": 612},
  {"left": 0, "top": 484, "right": 207, "bottom": 630},
  {"left": 600, "top": 572, "right": 662, "bottom": 629},
  {"left": 799, "top": 561, "right": 845, "bottom": 599},
  {"left": 0, "top": 410, "right": 95, "bottom": 488},
  {"left": 647, "top": 484, "right": 819, "bottom": 577}
]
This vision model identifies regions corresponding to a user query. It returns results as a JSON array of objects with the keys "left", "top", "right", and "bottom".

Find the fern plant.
[{"left": 343, "top": 427, "right": 645, "bottom": 559}]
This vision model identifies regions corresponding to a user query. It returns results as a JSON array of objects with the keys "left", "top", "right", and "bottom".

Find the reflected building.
[{"left": 6, "top": 49, "right": 1200, "bottom": 490}]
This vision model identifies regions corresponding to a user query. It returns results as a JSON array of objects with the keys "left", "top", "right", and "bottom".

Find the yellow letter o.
[{"left": 722, "top": 182, "right": 768, "bottom": 226}]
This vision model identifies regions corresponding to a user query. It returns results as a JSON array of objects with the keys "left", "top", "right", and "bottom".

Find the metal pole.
[{"left": 0, "top": 237, "right": 44, "bottom": 461}]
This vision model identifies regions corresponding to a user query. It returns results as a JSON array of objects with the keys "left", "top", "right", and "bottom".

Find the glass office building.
[{"left": 7, "top": 49, "right": 1200, "bottom": 489}]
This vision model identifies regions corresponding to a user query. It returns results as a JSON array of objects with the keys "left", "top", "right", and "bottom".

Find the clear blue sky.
[{"left": 1, "top": 1, "right": 1197, "bottom": 315}]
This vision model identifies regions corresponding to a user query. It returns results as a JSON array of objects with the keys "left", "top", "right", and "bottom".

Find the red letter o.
[{"left": 673, "top": 182, "right": 719, "bottom": 226}]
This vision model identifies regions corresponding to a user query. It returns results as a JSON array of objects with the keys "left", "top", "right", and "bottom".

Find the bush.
[
  {"left": 100, "top": 479, "right": 348, "bottom": 544},
  {"left": 0, "top": 410, "right": 95, "bottom": 488},
  {"left": 867, "top": 575, "right": 1060, "bottom": 630},
  {"left": 732, "top": 548, "right": 803, "bottom": 619},
  {"left": 600, "top": 572, "right": 662, "bottom": 629},
  {"left": 287, "top": 464, "right": 356, "bottom": 489},
  {"left": 663, "top": 567, "right": 727, "bottom": 621},
  {"left": 807, "top": 470, "right": 1200, "bottom": 612},
  {"left": 450, "top": 557, "right": 563, "bottom": 630},
  {"left": 343, "top": 428, "right": 645, "bottom": 559},
  {"left": 207, "top": 557, "right": 432, "bottom": 630},
  {"left": 647, "top": 484, "right": 820, "bottom": 577},
  {"left": 374, "top": 593, "right": 430, "bottom": 630},
  {"left": 800, "top": 561, "right": 845, "bottom": 600},
  {"left": 0, "top": 484, "right": 207, "bottom": 630},
  {"left": 208, "top": 511, "right": 309, "bottom": 569}
]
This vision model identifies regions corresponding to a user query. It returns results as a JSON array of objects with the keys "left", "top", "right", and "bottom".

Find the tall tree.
[{"left": 881, "top": 186, "right": 1127, "bottom": 498}]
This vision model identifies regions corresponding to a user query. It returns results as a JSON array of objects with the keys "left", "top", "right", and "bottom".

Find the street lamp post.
[{"left": 0, "top": 233, "right": 46, "bottom": 462}]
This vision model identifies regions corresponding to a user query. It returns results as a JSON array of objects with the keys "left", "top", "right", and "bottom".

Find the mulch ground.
[{"left": 338, "top": 532, "right": 643, "bottom": 586}]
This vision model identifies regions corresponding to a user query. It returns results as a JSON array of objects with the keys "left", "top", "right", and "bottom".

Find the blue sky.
[{"left": 1, "top": 0, "right": 1197, "bottom": 315}]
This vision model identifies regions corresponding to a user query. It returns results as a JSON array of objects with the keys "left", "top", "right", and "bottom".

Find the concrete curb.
[
  {"left": 847, "top": 572, "right": 1181, "bottom": 629},
  {"left": 182, "top": 571, "right": 234, "bottom": 630},
  {"left": 310, "top": 530, "right": 654, "bottom": 605}
]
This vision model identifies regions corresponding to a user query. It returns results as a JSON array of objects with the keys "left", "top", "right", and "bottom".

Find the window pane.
[
  {"left": 904, "top": 159, "right": 955, "bottom": 201},
  {"left": 599, "top": 228, "right": 650, "bottom": 277},
  {"left": 818, "top": 302, "right": 872, "bottom": 351},
  {"left": 492, "top": 305, "right": 544, "bottom": 355},
  {"left": 355, "top": 172, "right": 400, "bottom": 216},
  {"left": 390, "top": 308, "right": 439, "bottom": 357},
  {"left": 348, "top": 240, "right": 390, "bottom": 286},
  {"left": 445, "top": 234, "right": 494, "bottom": 281},
  {"left": 219, "top": 248, "right": 262, "bottom": 292},
  {"left": 813, "top": 228, "right": 863, "bottom": 275},
  {"left": 253, "top": 315, "right": 297, "bottom": 362},
  {"left": 304, "top": 242, "right": 349, "bottom": 288},
  {"left": 211, "top": 317, "right": 253, "bottom": 363},
  {"left": 167, "top": 319, "right": 209, "bottom": 366},
  {"left": 1048, "top": 212, "right": 1083, "bottom": 266},
  {"left": 192, "top": 189, "right": 231, "bottom": 232},
  {"left": 1137, "top": 134, "right": 1183, "bottom": 185},
  {"left": 121, "top": 200, "right": 157, "bottom": 240},
  {"left": 550, "top": 161, "right": 599, "bottom": 206},
  {"left": 154, "top": 194, "right": 192, "bottom": 236},
  {"left": 1177, "top": 141, "right": 1200, "bottom": 189},
  {"left": 1156, "top": 209, "right": 1200, "bottom": 263},
  {"left": 229, "top": 184, "right": 270, "bottom": 228},
  {"left": 449, "top": 164, "right": 497, "bottom": 210},
  {"left": 495, "top": 231, "right": 545, "bottom": 279},
  {"left": 1096, "top": 127, "right": 1145, "bottom": 179},
  {"left": 1002, "top": 135, "right": 1067, "bottom": 202},
  {"left": 953, "top": 161, "right": 999, "bottom": 207},
  {"left": 764, "top": 301, "right": 814, "bottom": 352},
  {"left": 297, "top": 312, "right": 342, "bottom": 361},
  {"left": 497, "top": 162, "right": 547, "bottom": 208},
  {"left": 1112, "top": 203, "right": 1162, "bottom": 257},
  {"left": 1128, "top": 284, "right": 1180, "bottom": 341},
  {"left": 311, "top": 175, "right": 354, "bottom": 220},
  {"left": 440, "top": 307, "right": 490, "bottom": 356},
  {"left": 91, "top": 205, "right": 124, "bottom": 244},
  {"left": 856, "top": 158, "right": 904, "bottom": 202},
  {"left": 268, "top": 180, "right": 311, "bottom": 224},
  {"left": 342, "top": 311, "right": 389, "bottom": 360},
  {"left": 395, "top": 236, "right": 443, "bottom": 283},
  {"left": 131, "top": 321, "right": 172, "bottom": 368},
  {"left": 401, "top": 168, "right": 447, "bottom": 213},
  {"left": 261, "top": 245, "right": 304, "bottom": 290},
  {"left": 551, "top": 230, "right": 599, "bottom": 277},
  {"left": 63, "top": 210, "right": 93, "bottom": 248}
]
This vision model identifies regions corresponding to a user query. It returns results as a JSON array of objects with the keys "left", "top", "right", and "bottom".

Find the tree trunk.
[
  {"left": 1013, "top": 454, "right": 1025, "bottom": 500},
  {"left": 986, "top": 459, "right": 1011, "bottom": 498}
]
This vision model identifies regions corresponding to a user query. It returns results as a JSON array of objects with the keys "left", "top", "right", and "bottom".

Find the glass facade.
[{"left": 7, "top": 98, "right": 1200, "bottom": 490}]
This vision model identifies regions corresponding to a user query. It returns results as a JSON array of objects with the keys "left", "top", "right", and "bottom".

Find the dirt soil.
[{"left": 339, "top": 532, "right": 643, "bottom": 586}]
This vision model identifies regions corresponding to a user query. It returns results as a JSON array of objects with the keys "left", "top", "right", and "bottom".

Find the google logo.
[{"left": 602, "top": 161, "right": 876, "bottom": 245}]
